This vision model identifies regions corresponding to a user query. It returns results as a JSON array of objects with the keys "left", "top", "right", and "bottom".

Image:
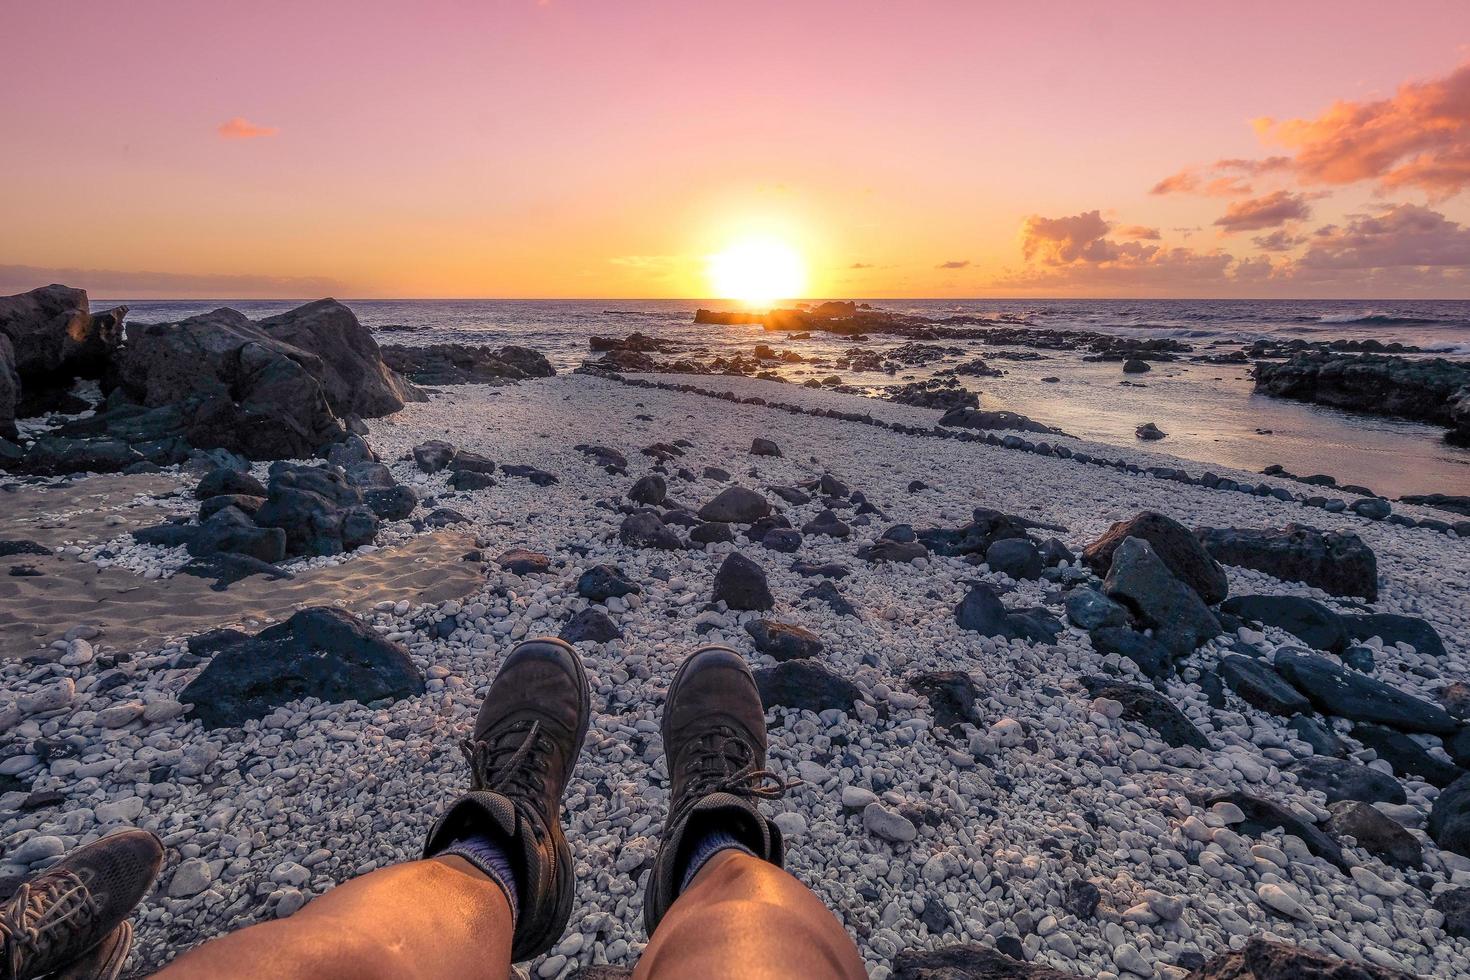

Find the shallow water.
[{"left": 105, "top": 298, "right": 1470, "bottom": 498}]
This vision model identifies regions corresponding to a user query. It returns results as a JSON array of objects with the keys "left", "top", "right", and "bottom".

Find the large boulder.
[
  {"left": 712, "top": 552, "right": 774, "bottom": 611},
  {"left": 381, "top": 343, "right": 554, "bottom": 385},
  {"left": 254, "top": 462, "right": 379, "bottom": 558},
  {"left": 1221, "top": 595, "right": 1347, "bottom": 652},
  {"left": 1083, "top": 512, "right": 1228, "bottom": 605},
  {"left": 753, "top": 660, "right": 863, "bottom": 714},
  {"left": 1197, "top": 524, "right": 1377, "bottom": 601},
  {"left": 698, "top": 486, "right": 771, "bottom": 524},
  {"left": 1342, "top": 613, "right": 1448, "bottom": 659},
  {"left": 1430, "top": 773, "right": 1470, "bottom": 858},
  {"left": 1326, "top": 800, "right": 1422, "bottom": 869},
  {"left": 1084, "top": 679, "right": 1212, "bottom": 749},
  {"left": 0, "top": 284, "right": 125, "bottom": 381},
  {"left": 113, "top": 308, "right": 347, "bottom": 459},
  {"left": 1287, "top": 756, "right": 1406, "bottom": 805},
  {"left": 1103, "top": 537, "right": 1221, "bottom": 657},
  {"left": 1274, "top": 648, "right": 1457, "bottom": 733},
  {"left": 180, "top": 607, "right": 424, "bottom": 728},
  {"left": 259, "top": 299, "right": 422, "bottom": 417},
  {"left": 0, "top": 334, "right": 17, "bottom": 440},
  {"left": 1218, "top": 655, "right": 1310, "bottom": 716}
]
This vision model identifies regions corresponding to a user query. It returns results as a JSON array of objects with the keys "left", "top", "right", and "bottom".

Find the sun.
[{"left": 707, "top": 237, "right": 807, "bottom": 306}]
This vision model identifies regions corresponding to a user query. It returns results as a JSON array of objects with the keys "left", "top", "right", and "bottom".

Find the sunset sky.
[{"left": 4, "top": 1, "right": 1470, "bottom": 299}]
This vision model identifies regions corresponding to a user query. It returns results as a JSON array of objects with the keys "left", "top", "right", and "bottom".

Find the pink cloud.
[
  {"left": 1213, "top": 190, "right": 1312, "bottom": 232},
  {"left": 217, "top": 116, "right": 279, "bottom": 139},
  {"left": 1117, "top": 225, "right": 1161, "bottom": 240},
  {"left": 1251, "top": 229, "right": 1307, "bottom": 252},
  {"left": 1150, "top": 157, "right": 1291, "bottom": 196},
  {"left": 1297, "top": 203, "right": 1470, "bottom": 269},
  {"left": 1257, "top": 61, "right": 1470, "bottom": 198}
]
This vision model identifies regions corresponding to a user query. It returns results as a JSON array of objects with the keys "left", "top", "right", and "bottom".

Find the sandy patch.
[{"left": 1, "top": 475, "right": 485, "bottom": 659}]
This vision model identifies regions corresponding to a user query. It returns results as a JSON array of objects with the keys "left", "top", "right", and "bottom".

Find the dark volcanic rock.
[
  {"left": 577, "top": 564, "right": 640, "bottom": 601},
  {"left": 1351, "top": 722, "right": 1465, "bottom": 786},
  {"left": 955, "top": 584, "right": 1012, "bottom": 637},
  {"left": 447, "top": 450, "right": 496, "bottom": 478},
  {"left": 260, "top": 299, "right": 420, "bottom": 417},
  {"left": 499, "top": 464, "right": 558, "bottom": 486},
  {"left": 1254, "top": 351, "right": 1470, "bottom": 445},
  {"left": 712, "top": 552, "right": 774, "bottom": 611},
  {"left": 894, "top": 944, "right": 1082, "bottom": 979},
  {"left": 0, "top": 284, "right": 124, "bottom": 383},
  {"left": 1122, "top": 358, "right": 1150, "bottom": 374},
  {"left": 1342, "top": 613, "right": 1448, "bottom": 659},
  {"left": 1063, "top": 879, "right": 1101, "bottom": 919},
  {"left": 857, "top": 539, "right": 928, "bottom": 563},
  {"left": 1435, "top": 887, "right": 1470, "bottom": 939},
  {"left": 1083, "top": 512, "right": 1228, "bottom": 605},
  {"left": 1197, "top": 524, "right": 1377, "bottom": 601},
  {"left": 985, "top": 538, "right": 1043, "bottom": 580},
  {"left": 1274, "top": 648, "right": 1457, "bottom": 733},
  {"left": 1289, "top": 714, "right": 1344, "bottom": 757},
  {"left": 698, "top": 486, "right": 771, "bottom": 524},
  {"left": 181, "top": 607, "right": 424, "bottom": 728},
  {"left": 1085, "top": 680, "right": 1211, "bottom": 749},
  {"left": 1090, "top": 627, "right": 1172, "bottom": 679},
  {"left": 363, "top": 484, "right": 417, "bottom": 520},
  {"left": 689, "top": 521, "right": 734, "bottom": 544},
  {"left": 1065, "top": 589, "right": 1129, "bottom": 630},
  {"left": 1222, "top": 595, "right": 1348, "bottom": 653},
  {"left": 802, "top": 509, "right": 852, "bottom": 539},
  {"left": 195, "top": 467, "right": 267, "bottom": 500},
  {"left": 1287, "top": 756, "right": 1406, "bottom": 805},
  {"left": 254, "top": 463, "right": 379, "bottom": 558},
  {"left": 0, "top": 334, "right": 16, "bottom": 439},
  {"left": 937, "top": 406, "right": 1064, "bottom": 436},
  {"left": 909, "top": 670, "right": 981, "bottom": 733},
  {"left": 1135, "top": 422, "right": 1166, "bottom": 440},
  {"left": 802, "top": 580, "right": 858, "bottom": 618},
  {"left": 497, "top": 548, "right": 551, "bottom": 575},
  {"left": 629, "top": 473, "right": 667, "bottom": 505},
  {"left": 1187, "top": 936, "right": 1416, "bottom": 980},
  {"left": 1432, "top": 773, "right": 1470, "bottom": 857},
  {"left": 791, "top": 560, "right": 850, "bottom": 579},
  {"left": 1103, "top": 537, "right": 1221, "bottom": 656},
  {"left": 449, "top": 470, "right": 495, "bottom": 491},
  {"left": 1218, "top": 655, "right": 1310, "bottom": 716},
  {"left": 761, "top": 527, "right": 802, "bottom": 552},
  {"left": 559, "top": 608, "right": 621, "bottom": 644},
  {"left": 753, "top": 660, "right": 863, "bottom": 714},
  {"left": 413, "top": 440, "right": 458, "bottom": 473},
  {"left": 190, "top": 507, "right": 287, "bottom": 563},
  {"left": 750, "top": 437, "right": 782, "bottom": 457},
  {"left": 619, "top": 512, "right": 683, "bottom": 550},
  {"left": 1326, "top": 800, "right": 1422, "bottom": 868},
  {"left": 380, "top": 343, "right": 554, "bottom": 385},
  {"left": 745, "top": 620, "right": 824, "bottom": 661}
]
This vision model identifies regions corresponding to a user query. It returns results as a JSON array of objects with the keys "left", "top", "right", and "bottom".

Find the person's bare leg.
[
  {"left": 634, "top": 850, "right": 865, "bottom": 980},
  {"left": 154, "top": 856, "right": 511, "bottom": 980}
]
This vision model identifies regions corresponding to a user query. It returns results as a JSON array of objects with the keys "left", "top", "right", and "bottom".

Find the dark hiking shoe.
[
  {"left": 53, "top": 923, "right": 131, "bottom": 980},
  {"left": 1, "top": 828, "right": 162, "bottom": 980},
  {"left": 643, "top": 645, "right": 792, "bottom": 936},
  {"left": 423, "top": 637, "right": 590, "bottom": 963}
]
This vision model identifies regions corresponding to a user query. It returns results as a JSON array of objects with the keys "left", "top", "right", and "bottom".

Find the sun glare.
[{"left": 707, "top": 237, "right": 807, "bottom": 306}]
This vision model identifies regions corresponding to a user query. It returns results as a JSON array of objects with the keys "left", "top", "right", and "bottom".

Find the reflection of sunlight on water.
[{"left": 109, "top": 297, "right": 1470, "bottom": 497}]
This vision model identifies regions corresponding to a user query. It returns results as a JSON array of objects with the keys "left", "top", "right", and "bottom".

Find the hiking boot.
[
  {"left": 423, "top": 637, "right": 590, "bottom": 963},
  {"left": 643, "top": 645, "right": 791, "bottom": 936},
  {"left": 1, "top": 828, "right": 162, "bottom": 980}
]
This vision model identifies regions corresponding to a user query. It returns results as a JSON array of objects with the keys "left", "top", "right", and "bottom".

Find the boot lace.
[
  {"left": 461, "top": 719, "right": 553, "bottom": 811},
  {"left": 1, "top": 869, "right": 98, "bottom": 978},
  {"left": 672, "top": 726, "right": 799, "bottom": 823}
]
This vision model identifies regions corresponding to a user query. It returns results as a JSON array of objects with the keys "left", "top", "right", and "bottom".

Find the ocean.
[{"left": 104, "top": 298, "right": 1470, "bottom": 498}]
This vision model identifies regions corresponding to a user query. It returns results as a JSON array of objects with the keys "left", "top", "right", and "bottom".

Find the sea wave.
[{"left": 1315, "top": 312, "right": 1466, "bottom": 327}]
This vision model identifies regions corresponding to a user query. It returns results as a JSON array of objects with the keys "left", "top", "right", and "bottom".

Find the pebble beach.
[{"left": 6, "top": 362, "right": 1470, "bottom": 978}]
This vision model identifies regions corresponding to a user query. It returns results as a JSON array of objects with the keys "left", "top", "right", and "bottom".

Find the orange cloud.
[
  {"left": 1117, "top": 225, "right": 1161, "bottom": 240},
  {"left": 1150, "top": 157, "right": 1291, "bottom": 196},
  {"left": 1257, "top": 61, "right": 1470, "bottom": 198},
  {"left": 935, "top": 259, "right": 970, "bottom": 269},
  {"left": 217, "top": 116, "right": 279, "bottom": 139},
  {"left": 1213, "top": 190, "right": 1312, "bottom": 232}
]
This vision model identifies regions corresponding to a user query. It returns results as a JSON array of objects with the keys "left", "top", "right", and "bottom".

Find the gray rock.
[
  {"left": 1288, "top": 714, "right": 1344, "bottom": 756},
  {"left": 1287, "top": 756, "right": 1406, "bottom": 805},
  {"left": 1197, "top": 523, "right": 1378, "bottom": 601},
  {"left": 1219, "top": 655, "right": 1310, "bottom": 716},
  {"left": 712, "top": 552, "right": 774, "bottom": 611},
  {"left": 1090, "top": 627, "right": 1172, "bottom": 678},
  {"left": 260, "top": 299, "right": 420, "bottom": 417},
  {"left": 1222, "top": 595, "right": 1348, "bottom": 653},
  {"left": 619, "top": 512, "right": 683, "bottom": 550},
  {"left": 1341, "top": 613, "right": 1447, "bottom": 659},
  {"left": 1104, "top": 537, "right": 1220, "bottom": 656},
  {"left": 698, "top": 486, "right": 771, "bottom": 524},
  {"left": 1065, "top": 588, "right": 1129, "bottom": 630},
  {"left": 1083, "top": 511, "right": 1228, "bottom": 604},
  {"left": 1432, "top": 773, "right": 1470, "bottom": 857},
  {"left": 985, "top": 538, "right": 1043, "bottom": 580},
  {"left": 1274, "top": 648, "right": 1457, "bottom": 733}
]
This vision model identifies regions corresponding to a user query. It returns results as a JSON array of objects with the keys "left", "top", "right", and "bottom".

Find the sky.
[{"left": 4, "top": 0, "right": 1470, "bottom": 300}]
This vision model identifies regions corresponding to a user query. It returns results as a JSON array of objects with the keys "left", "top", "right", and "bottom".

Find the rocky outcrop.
[
  {"left": 1104, "top": 537, "right": 1221, "bottom": 659},
  {"left": 1254, "top": 351, "right": 1470, "bottom": 444},
  {"left": 1274, "top": 648, "right": 1457, "bottom": 733},
  {"left": 260, "top": 299, "right": 422, "bottom": 416},
  {"left": 0, "top": 334, "right": 17, "bottom": 440},
  {"left": 380, "top": 343, "right": 554, "bottom": 385},
  {"left": 938, "top": 406, "right": 1063, "bottom": 436},
  {"left": 1083, "top": 512, "right": 1228, "bottom": 605},
  {"left": 180, "top": 607, "right": 424, "bottom": 728},
  {"left": 1197, "top": 524, "right": 1377, "bottom": 601},
  {"left": 0, "top": 284, "right": 125, "bottom": 381}
]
